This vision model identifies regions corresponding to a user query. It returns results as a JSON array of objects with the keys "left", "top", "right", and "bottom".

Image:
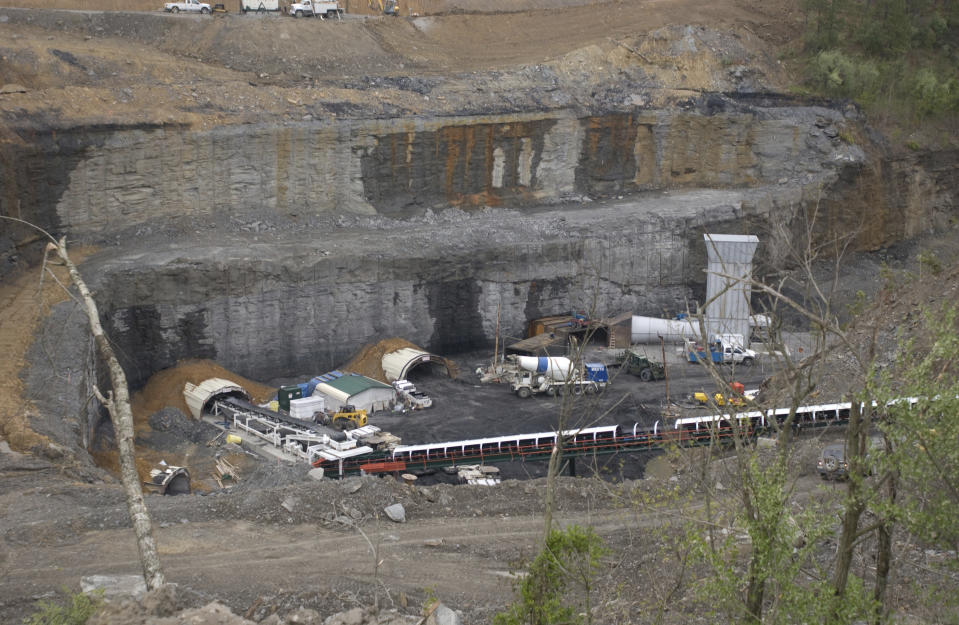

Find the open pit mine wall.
[
  {"left": 3, "top": 105, "right": 956, "bottom": 265},
  {"left": 86, "top": 233, "right": 699, "bottom": 390},
  {"left": 8, "top": 104, "right": 958, "bottom": 393},
  {"left": 3, "top": 104, "right": 870, "bottom": 244}
]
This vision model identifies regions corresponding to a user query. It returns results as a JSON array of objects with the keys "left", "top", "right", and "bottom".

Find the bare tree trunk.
[
  {"left": 832, "top": 496, "right": 864, "bottom": 604},
  {"left": 873, "top": 517, "right": 893, "bottom": 625},
  {"left": 542, "top": 442, "right": 561, "bottom": 543},
  {"left": 52, "top": 240, "right": 165, "bottom": 590},
  {"left": 831, "top": 401, "right": 866, "bottom": 616},
  {"left": 743, "top": 557, "right": 765, "bottom": 625},
  {"left": 873, "top": 442, "right": 897, "bottom": 625}
]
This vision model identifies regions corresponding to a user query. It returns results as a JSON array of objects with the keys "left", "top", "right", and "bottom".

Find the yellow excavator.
[
  {"left": 325, "top": 404, "right": 368, "bottom": 430},
  {"left": 368, "top": 0, "right": 398, "bottom": 15}
]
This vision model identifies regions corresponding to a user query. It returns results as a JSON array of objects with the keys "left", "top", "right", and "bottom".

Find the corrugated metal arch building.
[
  {"left": 381, "top": 347, "right": 455, "bottom": 381},
  {"left": 313, "top": 373, "right": 395, "bottom": 414},
  {"left": 183, "top": 378, "right": 250, "bottom": 419}
]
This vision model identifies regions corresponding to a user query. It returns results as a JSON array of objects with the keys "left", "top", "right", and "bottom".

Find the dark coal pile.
[{"left": 147, "top": 407, "right": 222, "bottom": 446}]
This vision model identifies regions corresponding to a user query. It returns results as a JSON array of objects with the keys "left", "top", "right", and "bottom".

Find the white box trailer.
[
  {"left": 289, "top": 395, "right": 326, "bottom": 420},
  {"left": 241, "top": 0, "right": 280, "bottom": 12}
]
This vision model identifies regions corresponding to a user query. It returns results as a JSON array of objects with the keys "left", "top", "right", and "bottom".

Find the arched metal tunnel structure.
[{"left": 381, "top": 347, "right": 457, "bottom": 381}]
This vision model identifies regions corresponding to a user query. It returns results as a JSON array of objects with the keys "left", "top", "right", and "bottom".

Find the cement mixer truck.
[{"left": 507, "top": 356, "right": 609, "bottom": 398}]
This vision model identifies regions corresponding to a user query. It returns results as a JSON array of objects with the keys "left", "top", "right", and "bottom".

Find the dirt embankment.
[
  {"left": 0, "top": 0, "right": 803, "bottom": 129},
  {"left": 130, "top": 359, "right": 276, "bottom": 427},
  {"left": 340, "top": 338, "right": 422, "bottom": 381},
  {"left": 0, "top": 247, "right": 97, "bottom": 456}
]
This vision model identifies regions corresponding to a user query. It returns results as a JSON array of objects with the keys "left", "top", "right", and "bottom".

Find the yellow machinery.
[
  {"left": 328, "top": 405, "right": 368, "bottom": 430},
  {"left": 368, "top": 0, "right": 398, "bottom": 15},
  {"left": 694, "top": 382, "right": 748, "bottom": 407},
  {"left": 694, "top": 391, "right": 745, "bottom": 407}
]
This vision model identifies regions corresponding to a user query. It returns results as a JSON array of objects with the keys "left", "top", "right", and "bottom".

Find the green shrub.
[
  {"left": 912, "top": 68, "right": 959, "bottom": 116},
  {"left": 918, "top": 251, "right": 943, "bottom": 276},
  {"left": 809, "top": 50, "right": 883, "bottom": 104},
  {"left": 494, "top": 525, "right": 608, "bottom": 625},
  {"left": 25, "top": 590, "right": 103, "bottom": 625}
]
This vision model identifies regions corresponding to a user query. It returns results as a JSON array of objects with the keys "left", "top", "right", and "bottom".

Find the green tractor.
[{"left": 619, "top": 350, "right": 666, "bottom": 382}]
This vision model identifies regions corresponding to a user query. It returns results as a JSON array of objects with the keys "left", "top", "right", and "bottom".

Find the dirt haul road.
[
  {"left": 5, "top": 461, "right": 815, "bottom": 623},
  {"left": 2, "top": 511, "right": 635, "bottom": 617}
]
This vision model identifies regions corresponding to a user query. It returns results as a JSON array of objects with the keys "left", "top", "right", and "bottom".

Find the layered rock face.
[
  {"left": 43, "top": 99, "right": 859, "bottom": 387},
  {"left": 84, "top": 193, "right": 734, "bottom": 386},
  {"left": 6, "top": 101, "right": 854, "bottom": 237},
  {"left": 10, "top": 97, "right": 957, "bottom": 393}
]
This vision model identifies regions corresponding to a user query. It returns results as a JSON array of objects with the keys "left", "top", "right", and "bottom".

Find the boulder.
[
  {"left": 425, "top": 603, "right": 462, "bottom": 625},
  {"left": 384, "top": 503, "right": 406, "bottom": 523},
  {"left": 80, "top": 574, "right": 147, "bottom": 600}
]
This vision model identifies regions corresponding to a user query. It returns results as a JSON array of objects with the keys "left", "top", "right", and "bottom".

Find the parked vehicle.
[
  {"left": 288, "top": 0, "right": 343, "bottom": 17},
  {"left": 618, "top": 350, "right": 665, "bottom": 382},
  {"left": 392, "top": 379, "right": 432, "bottom": 409},
  {"left": 164, "top": 0, "right": 211, "bottom": 13},
  {"left": 686, "top": 334, "right": 757, "bottom": 366},
  {"left": 817, "top": 443, "right": 848, "bottom": 480},
  {"left": 509, "top": 357, "right": 609, "bottom": 398},
  {"left": 368, "top": 0, "right": 398, "bottom": 15},
  {"left": 323, "top": 405, "right": 368, "bottom": 430}
]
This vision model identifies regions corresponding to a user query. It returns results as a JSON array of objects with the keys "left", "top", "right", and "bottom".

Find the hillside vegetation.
[{"left": 798, "top": 0, "right": 959, "bottom": 142}]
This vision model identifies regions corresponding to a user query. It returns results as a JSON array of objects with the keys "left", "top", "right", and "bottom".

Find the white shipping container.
[{"left": 289, "top": 396, "right": 326, "bottom": 420}]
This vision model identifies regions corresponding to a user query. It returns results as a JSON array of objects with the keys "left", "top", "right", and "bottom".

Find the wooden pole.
[
  {"left": 661, "top": 335, "right": 669, "bottom": 405},
  {"left": 492, "top": 302, "right": 501, "bottom": 371}
]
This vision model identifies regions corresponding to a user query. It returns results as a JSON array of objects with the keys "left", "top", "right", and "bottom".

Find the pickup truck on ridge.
[{"left": 164, "top": 0, "right": 211, "bottom": 13}]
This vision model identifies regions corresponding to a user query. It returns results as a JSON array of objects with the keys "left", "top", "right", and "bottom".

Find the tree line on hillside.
[{"left": 802, "top": 0, "right": 959, "bottom": 121}]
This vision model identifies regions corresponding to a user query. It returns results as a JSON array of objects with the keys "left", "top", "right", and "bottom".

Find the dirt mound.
[
  {"left": 340, "top": 337, "right": 422, "bottom": 381},
  {"left": 130, "top": 358, "right": 276, "bottom": 430},
  {"left": 93, "top": 359, "right": 277, "bottom": 487},
  {"left": 0, "top": 248, "right": 97, "bottom": 454}
]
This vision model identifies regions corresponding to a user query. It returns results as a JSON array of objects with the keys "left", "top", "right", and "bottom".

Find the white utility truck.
[{"left": 288, "top": 0, "right": 343, "bottom": 17}]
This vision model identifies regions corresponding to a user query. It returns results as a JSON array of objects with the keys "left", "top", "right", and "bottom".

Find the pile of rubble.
[{"left": 86, "top": 582, "right": 463, "bottom": 625}]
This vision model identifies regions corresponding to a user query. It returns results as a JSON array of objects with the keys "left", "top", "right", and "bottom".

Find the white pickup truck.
[
  {"left": 164, "top": 0, "right": 211, "bottom": 12},
  {"left": 288, "top": 0, "right": 343, "bottom": 17},
  {"left": 392, "top": 380, "right": 432, "bottom": 409}
]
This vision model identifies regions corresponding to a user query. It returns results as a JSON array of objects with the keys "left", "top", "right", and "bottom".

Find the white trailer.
[{"left": 241, "top": 0, "right": 280, "bottom": 11}]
